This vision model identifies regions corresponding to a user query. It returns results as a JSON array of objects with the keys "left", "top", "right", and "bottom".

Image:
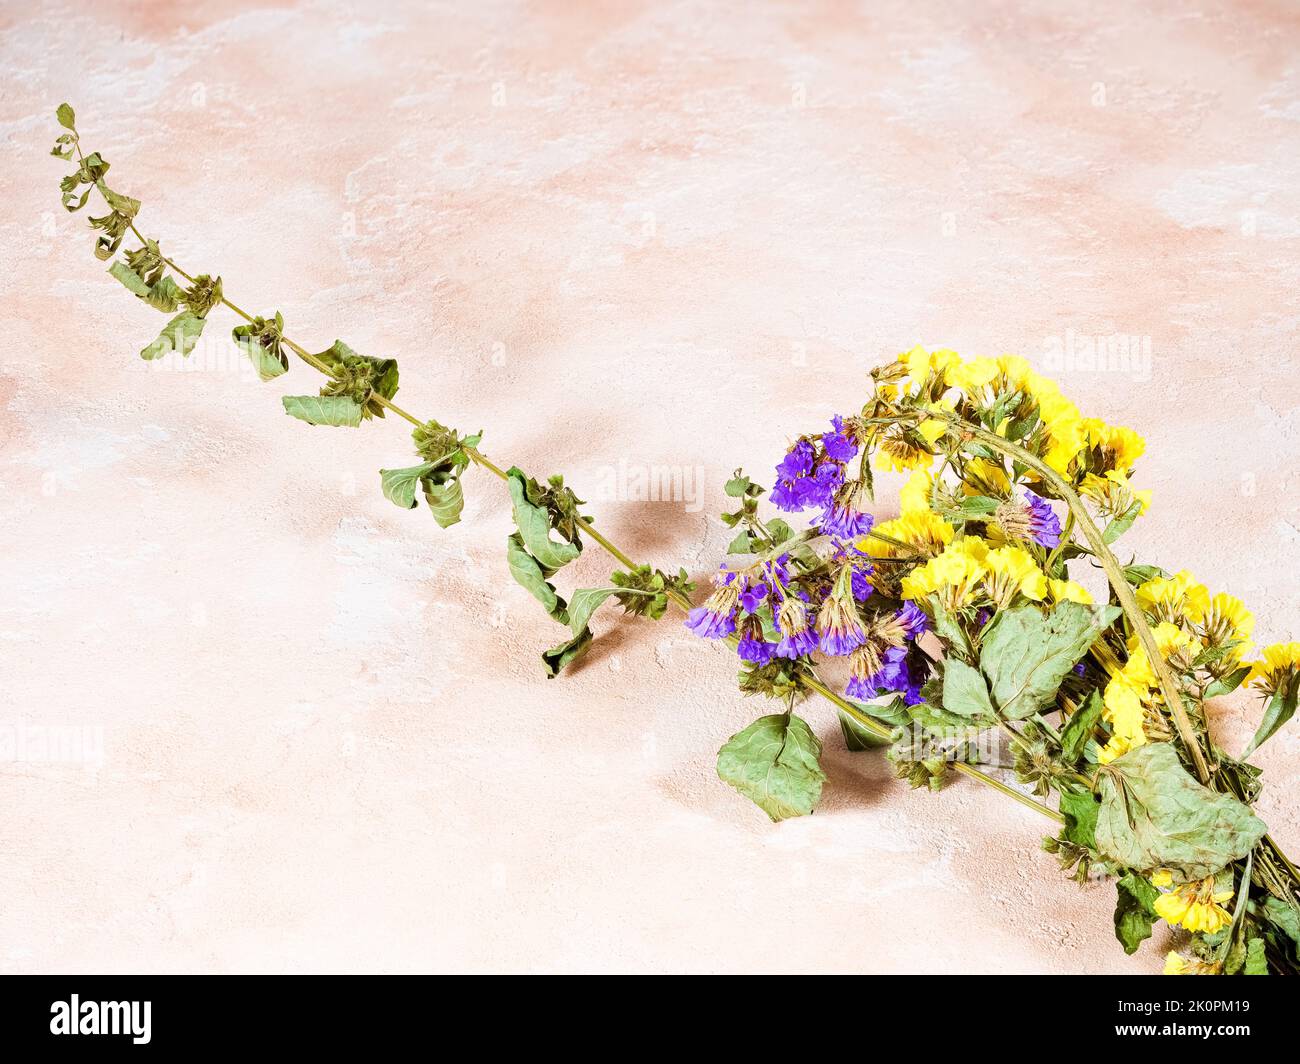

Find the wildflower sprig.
[{"left": 53, "top": 106, "right": 1300, "bottom": 973}]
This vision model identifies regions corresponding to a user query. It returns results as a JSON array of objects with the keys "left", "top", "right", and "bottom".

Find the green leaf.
[
  {"left": 108, "top": 261, "right": 150, "bottom": 297},
  {"left": 379, "top": 462, "right": 436, "bottom": 509},
  {"left": 542, "top": 627, "right": 593, "bottom": 678},
  {"left": 837, "top": 700, "right": 903, "bottom": 751},
  {"left": 979, "top": 602, "right": 1121, "bottom": 720},
  {"left": 766, "top": 519, "right": 794, "bottom": 544},
  {"left": 1059, "top": 788, "right": 1100, "bottom": 848},
  {"left": 1102, "top": 500, "right": 1144, "bottom": 545},
  {"left": 1262, "top": 897, "right": 1300, "bottom": 953},
  {"left": 56, "top": 102, "right": 76, "bottom": 130},
  {"left": 1242, "top": 682, "right": 1299, "bottom": 759},
  {"left": 726, "top": 529, "right": 753, "bottom": 554},
  {"left": 143, "top": 276, "right": 182, "bottom": 313},
  {"left": 506, "top": 467, "right": 581, "bottom": 571},
  {"left": 1124, "top": 563, "right": 1168, "bottom": 587},
  {"left": 232, "top": 313, "right": 288, "bottom": 381},
  {"left": 956, "top": 494, "right": 999, "bottom": 517},
  {"left": 281, "top": 395, "right": 364, "bottom": 427},
  {"left": 1113, "top": 873, "right": 1160, "bottom": 955},
  {"left": 314, "top": 339, "right": 399, "bottom": 418},
  {"left": 1060, "top": 689, "right": 1103, "bottom": 763},
  {"left": 1245, "top": 937, "right": 1268, "bottom": 975},
  {"left": 245, "top": 342, "right": 288, "bottom": 381},
  {"left": 724, "top": 474, "right": 752, "bottom": 497},
  {"left": 941, "top": 658, "right": 996, "bottom": 718},
  {"left": 565, "top": 587, "right": 621, "bottom": 637},
  {"left": 140, "top": 311, "right": 205, "bottom": 360},
  {"left": 422, "top": 474, "right": 465, "bottom": 529},
  {"left": 1094, "top": 742, "right": 1268, "bottom": 879},
  {"left": 838, "top": 709, "right": 890, "bottom": 750},
  {"left": 717, "top": 713, "right": 827, "bottom": 822},
  {"left": 505, "top": 533, "right": 566, "bottom": 624},
  {"left": 1204, "top": 664, "right": 1252, "bottom": 700}
]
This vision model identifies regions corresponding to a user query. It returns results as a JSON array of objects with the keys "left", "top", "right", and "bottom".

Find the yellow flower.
[
  {"left": 1201, "top": 593, "right": 1254, "bottom": 650},
  {"left": 899, "top": 471, "right": 935, "bottom": 515},
  {"left": 1098, "top": 678, "right": 1147, "bottom": 764},
  {"left": 862, "top": 510, "right": 954, "bottom": 559},
  {"left": 1048, "top": 579, "right": 1093, "bottom": 605},
  {"left": 1082, "top": 419, "right": 1147, "bottom": 475},
  {"left": 901, "top": 344, "right": 961, "bottom": 387},
  {"left": 1248, "top": 642, "right": 1300, "bottom": 695},
  {"left": 1136, "top": 571, "right": 1210, "bottom": 625},
  {"left": 949, "top": 356, "right": 1000, "bottom": 394},
  {"left": 1154, "top": 878, "right": 1234, "bottom": 934},
  {"left": 981, "top": 546, "right": 1048, "bottom": 606},
  {"left": 1081, "top": 471, "right": 1152, "bottom": 521},
  {"left": 900, "top": 536, "right": 989, "bottom": 607},
  {"left": 917, "top": 418, "right": 947, "bottom": 446},
  {"left": 1163, "top": 951, "right": 1221, "bottom": 976},
  {"left": 996, "top": 354, "right": 1034, "bottom": 386},
  {"left": 1022, "top": 376, "right": 1086, "bottom": 477},
  {"left": 963, "top": 457, "right": 1011, "bottom": 496},
  {"left": 1150, "top": 870, "right": 1173, "bottom": 888}
]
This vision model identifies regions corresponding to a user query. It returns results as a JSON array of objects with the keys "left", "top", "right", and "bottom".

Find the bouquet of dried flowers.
[{"left": 51, "top": 104, "right": 1300, "bottom": 974}]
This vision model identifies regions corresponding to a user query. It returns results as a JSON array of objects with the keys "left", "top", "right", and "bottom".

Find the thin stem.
[
  {"left": 939, "top": 414, "right": 1212, "bottom": 784},
  {"left": 105, "top": 186, "right": 1062, "bottom": 825},
  {"left": 805, "top": 675, "right": 1062, "bottom": 823}
]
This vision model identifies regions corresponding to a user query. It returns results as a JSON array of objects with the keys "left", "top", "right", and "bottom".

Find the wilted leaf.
[
  {"left": 1113, "top": 873, "right": 1159, "bottom": 955},
  {"left": 505, "top": 533, "right": 566, "bottom": 624},
  {"left": 422, "top": 473, "right": 465, "bottom": 529},
  {"left": 140, "top": 311, "right": 205, "bottom": 360},
  {"left": 379, "top": 463, "right": 436, "bottom": 509},
  {"left": 542, "top": 626, "right": 594, "bottom": 678},
  {"left": 1095, "top": 742, "right": 1267, "bottom": 879},
  {"left": 717, "top": 713, "right": 826, "bottom": 822},
  {"left": 979, "top": 602, "right": 1121, "bottom": 719},
  {"left": 108, "top": 261, "right": 150, "bottom": 297},
  {"left": 281, "top": 395, "right": 363, "bottom": 427},
  {"left": 1060, "top": 689, "right": 1103, "bottom": 764},
  {"left": 56, "top": 103, "right": 76, "bottom": 130},
  {"left": 941, "top": 658, "right": 996, "bottom": 719},
  {"left": 506, "top": 467, "right": 581, "bottom": 571},
  {"left": 1242, "top": 682, "right": 1299, "bottom": 759}
]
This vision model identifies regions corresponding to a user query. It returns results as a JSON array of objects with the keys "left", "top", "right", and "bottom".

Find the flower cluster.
[{"left": 692, "top": 344, "right": 1300, "bottom": 976}]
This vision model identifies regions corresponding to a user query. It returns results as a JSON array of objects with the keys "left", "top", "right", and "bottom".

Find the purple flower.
[
  {"left": 816, "top": 595, "right": 867, "bottom": 657},
  {"left": 851, "top": 568, "right": 874, "bottom": 602},
  {"left": 776, "top": 439, "right": 815, "bottom": 480},
  {"left": 684, "top": 605, "right": 736, "bottom": 640},
  {"left": 683, "top": 581, "right": 739, "bottom": 640},
  {"left": 738, "top": 580, "right": 768, "bottom": 614},
  {"left": 737, "top": 631, "right": 778, "bottom": 665},
  {"left": 895, "top": 601, "right": 930, "bottom": 640},
  {"left": 770, "top": 478, "right": 802, "bottom": 512},
  {"left": 797, "top": 463, "right": 843, "bottom": 508},
  {"left": 847, "top": 644, "right": 915, "bottom": 700},
  {"left": 774, "top": 597, "right": 818, "bottom": 658},
  {"left": 819, "top": 499, "right": 873, "bottom": 539},
  {"left": 823, "top": 415, "right": 858, "bottom": 462},
  {"left": 1024, "top": 490, "right": 1062, "bottom": 549}
]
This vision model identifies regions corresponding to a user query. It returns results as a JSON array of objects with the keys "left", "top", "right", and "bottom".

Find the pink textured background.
[{"left": 2, "top": 1, "right": 1298, "bottom": 973}]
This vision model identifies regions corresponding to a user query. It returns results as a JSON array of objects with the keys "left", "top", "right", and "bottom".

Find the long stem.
[
  {"left": 940, "top": 415, "right": 1211, "bottom": 784},
  {"left": 107, "top": 184, "right": 1063, "bottom": 825}
]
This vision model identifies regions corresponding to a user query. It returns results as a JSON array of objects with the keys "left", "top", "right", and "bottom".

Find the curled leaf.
[
  {"left": 232, "top": 313, "right": 288, "bottom": 381},
  {"left": 281, "top": 394, "right": 363, "bottom": 427},
  {"left": 140, "top": 311, "right": 205, "bottom": 361}
]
